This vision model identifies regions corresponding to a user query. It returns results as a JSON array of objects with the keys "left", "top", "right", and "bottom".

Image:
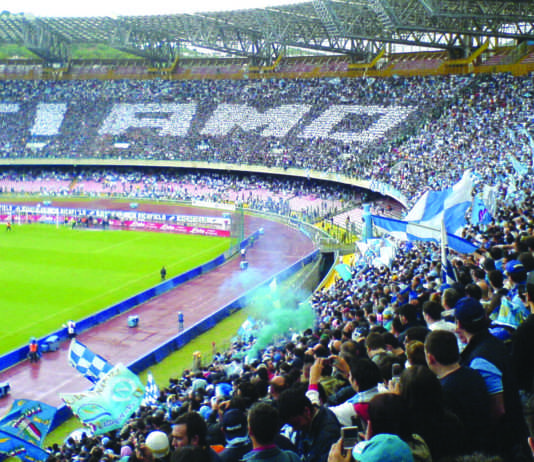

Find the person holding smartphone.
[{"left": 306, "top": 357, "right": 382, "bottom": 428}]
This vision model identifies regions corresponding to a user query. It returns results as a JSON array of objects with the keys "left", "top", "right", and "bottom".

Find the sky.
[{"left": 2, "top": 0, "right": 307, "bottom": 17}]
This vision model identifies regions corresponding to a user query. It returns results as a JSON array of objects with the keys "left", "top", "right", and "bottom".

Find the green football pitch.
[{"left": 0, "top": 224, "right": 231, "bottom": 355}]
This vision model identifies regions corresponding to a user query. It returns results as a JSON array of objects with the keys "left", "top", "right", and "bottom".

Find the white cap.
[{"left": 145, "top": 431, "right": 170, "bottom": 459}]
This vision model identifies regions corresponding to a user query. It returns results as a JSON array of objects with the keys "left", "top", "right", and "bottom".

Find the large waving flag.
[
  {"left": 61, "top": 364, "right": 144, "bottom": 435},
  {"left": 0, "top": 399, "right": 56, "bottom": 462},
  {"left": 372, "top": 171, "right": 476, "bottom": 254},
  {"left": 371, "top": 215, "right": 478, "bottom": 254},
  {"left": 404, "top": 170, "right": 473, "bottom": 234},
  {"left": 68, "top": 339, "right": 114, "bottom": 384}
]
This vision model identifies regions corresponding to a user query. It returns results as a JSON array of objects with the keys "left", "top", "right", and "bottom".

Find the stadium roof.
[{"left": 1, "top": 0, "right": 534, "bottom": 65}]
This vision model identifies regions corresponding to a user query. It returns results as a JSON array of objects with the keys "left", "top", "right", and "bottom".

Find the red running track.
[{"left": 0, "top": 203, "right": 315, "bottom": 416}]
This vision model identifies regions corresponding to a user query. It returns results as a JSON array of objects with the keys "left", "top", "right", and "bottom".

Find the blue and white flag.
[
  {"left": 508, "top": 153, "right": 528, "bottom": 177},
  {"left": 61, "top": 364, "right": 144, "bottom": 435},
  {"left": 404, "top": 170, "right": 473, "bottom": 235},
  {"left": 371, "top": 215, "right": 478, "bottom": 254},
  {"left": 372, "top": 171, "right": 475, "bottom": 253},
  {"left": 68, "top": 339, "right": 114, "bottom": 384},
  {"left": 471, "top": 195, "right": 492, "bottom": 226},
  {"left": 141, "top": 372, "right": 160, "bottom": 407}
]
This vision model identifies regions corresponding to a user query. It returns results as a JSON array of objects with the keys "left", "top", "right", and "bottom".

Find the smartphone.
[
  {"left": 391, "top": 363, "right": 402, "bottom": 386},
  {"left": 341, "top": 426, "right": 360, "bottom": 450}
]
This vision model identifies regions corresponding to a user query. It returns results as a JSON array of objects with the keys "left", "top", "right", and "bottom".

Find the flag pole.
[{"left": 441, "top": 219, "right": 456, "bottom": 285}]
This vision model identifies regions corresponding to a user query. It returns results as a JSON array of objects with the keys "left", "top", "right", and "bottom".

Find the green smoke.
[{"left": 245, "top": 280, "right": 314, "bottom": 361}]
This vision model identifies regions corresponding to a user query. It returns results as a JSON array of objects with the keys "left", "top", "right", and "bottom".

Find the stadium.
[{"left": 0, "top": 0, "right": 534, "bottom": 460}]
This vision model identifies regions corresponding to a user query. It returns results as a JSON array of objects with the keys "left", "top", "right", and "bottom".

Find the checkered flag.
[
  {"left": 141, "top": 372, "right": 160, "bottom": 406},
  {"left": 68, "top": 339, "right": 114, "bottom": 384}
]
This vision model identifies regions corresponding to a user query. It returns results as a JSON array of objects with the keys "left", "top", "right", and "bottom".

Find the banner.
[
  {"left": 61, "top": 364, "right": 144, "bottom": 435},
  {"left": 107, "top": 219, "right": 230, "bottom": 237},
  {"left": 0, "top": 399, "right": 56, "bottom": 462}
]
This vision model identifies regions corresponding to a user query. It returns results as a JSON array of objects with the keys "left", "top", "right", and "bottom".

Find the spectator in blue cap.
[
  {"left": 219, "top": 408, "right": 251, "bottom": 462},
  {"left": 328, "top": 433, "right": 414, "bottom": 462}
]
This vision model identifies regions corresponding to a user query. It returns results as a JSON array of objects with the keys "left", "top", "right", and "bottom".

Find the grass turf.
[{"left": 0, "top": 224, "right": 230, "bottom": 355}]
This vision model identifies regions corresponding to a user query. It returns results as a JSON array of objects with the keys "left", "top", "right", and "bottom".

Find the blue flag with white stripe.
[
  {"left": 404, "top": 170, "right": 473, "bottom": 235},
  {"left": 68, "top": 339, "right": 114, "bottom": 384},
  {"left": 371, "top": 215, "right": 478, "bottom": 254}
]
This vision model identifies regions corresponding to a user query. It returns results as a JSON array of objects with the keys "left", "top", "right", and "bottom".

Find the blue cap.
[
  {"left": 454, "top": 297, "right": 486, "bottom": 326},
  {"left": 505, "top": 260, "right": 525, "bottom": 275},
  {"left": 353, "top": 434, "right": 413, "bottom": 462},
  {"left": 216, "top": 383, "right": 233, "bottom": 398},
  {"left": 199, "top": 405, "right": 212, "bottom": 421}
]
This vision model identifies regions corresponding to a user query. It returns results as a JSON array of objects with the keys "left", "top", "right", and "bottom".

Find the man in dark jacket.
[
  {"left": 455, "top": 297, "right": 530, "bottom": 461},
  {"left": 242, "top": 402, "right": 300, "bottom": 462},
  {"left": 219, "top": 408, "right": 251, "bottom": 462},
  {"left": 278, "top": 386, "right": 341, "bottom": 462}
]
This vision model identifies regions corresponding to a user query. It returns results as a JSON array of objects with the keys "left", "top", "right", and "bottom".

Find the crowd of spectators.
[
  {"left": 0, "top": 167, "right": 372, "bottom": 223},
  {"left": 1, "top": 70, "right": 530, "bottom": 461},
  {"left": 41, "top": 173, "right": 534, "bottom": 462},
  {"left": 0, "top": 75, "right": 470, "bottom": 192},
  {"left": 0, "top": 73, "right": 532, "bottom": 208}
]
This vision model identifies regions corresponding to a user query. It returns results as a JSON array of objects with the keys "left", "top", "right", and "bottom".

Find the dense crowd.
[
  {"left": 0, "top": 167, "right": 375, "bottom": 223},
  {"left": 2, "top": 70, "right": 531, "bottom": 462},
  {"left": 42, "top": 181, "right": 534, "bottom": 462},
  {"left": 0, "top": 73, "right": 532, "bottom": 205}
]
